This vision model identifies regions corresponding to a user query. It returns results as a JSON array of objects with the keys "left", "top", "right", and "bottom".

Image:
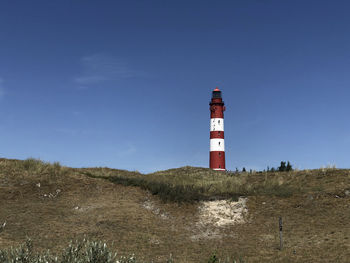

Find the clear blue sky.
[{"left": 1, "top": 0, "right": 349, "bottom": 173}]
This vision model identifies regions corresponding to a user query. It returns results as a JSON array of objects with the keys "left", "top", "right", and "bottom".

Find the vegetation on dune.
[
  {"left": 0, "top": 158, "right": 69, "bottom": 179},
  {"left": 0, "top": 238, "right": 243, "bottom": 263},
  {"left": 0, "top": 158, "right": 349, "bottom": 262},
  {"left": 81, "top": 161, "right": 349, "bottom": 204},
  {"left": 0, "top": 237, "right": 137, "bottom": 263},
  {"left": 1, "top": 157, "right": 344, "bottom": 204},
  {"left": 83, "top": 166, "right": 305, "bottom": 203}
]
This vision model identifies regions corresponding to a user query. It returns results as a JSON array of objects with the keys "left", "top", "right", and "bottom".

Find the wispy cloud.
[
  {"left": 0, "top": 78, "right": 5, "bottom": 99},
  {"left": 74, "top": 54, "right": 144, "bottom": 87}
]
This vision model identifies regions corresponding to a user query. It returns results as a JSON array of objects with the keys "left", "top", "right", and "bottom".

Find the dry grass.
[{"left": 0, "top": 158, "right": 349, "bottom": 262}]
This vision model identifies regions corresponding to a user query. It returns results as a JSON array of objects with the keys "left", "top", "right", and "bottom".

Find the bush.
[
  {"left": 1, "top": 239, "right": 243, "bottom": 263},
  {"left": 61, "top": 238, "right": 119, "bottom": 263},
  {"left": 0, "top": 238, "right": 138, "bottom": 263},
  {"left": 278, "top": 161, "right": 286, "bottom": 172}
]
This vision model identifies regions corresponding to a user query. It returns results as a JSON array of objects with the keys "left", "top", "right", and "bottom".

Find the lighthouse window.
[
  {"left": 218, "top": 131, "right": 221, "bottom": 135},
  {"left": 219, "top": 165, "right": 221, "bottom": 168},
  {"left": 212, "top": 91, "right": 222, "bottom": 98},
  {"left": 218, "top": 120, "right": 220, "bottom": 124},
  {"left": 219, "top": 152, "right": 221, "bottom": 157},
  {"left": 218, "top": 142, "right": 221, "bottom": 146}
]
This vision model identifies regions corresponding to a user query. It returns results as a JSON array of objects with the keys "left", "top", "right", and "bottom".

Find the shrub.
[
  {"left": 61, "top": 238, "right": 118, "bottom": 263},
  {"left": 286, "top": 161, "right": 293, "bottom": 171},
  {"left": 277, "top": 161, "right": 293, "bottom": 172},
  {"left": 278, "top": 161, "right": 286, "bottom": 172},
  {"left": 0, "top": 238, "right": 138, "bottom": 263},
  {"left": 0, "top": 238, "right": 245, "bottom": 262}
]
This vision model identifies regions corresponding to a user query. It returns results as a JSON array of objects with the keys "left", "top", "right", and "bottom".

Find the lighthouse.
[{"left": 209, "top": 87, "right": 226, "bottom": 170}]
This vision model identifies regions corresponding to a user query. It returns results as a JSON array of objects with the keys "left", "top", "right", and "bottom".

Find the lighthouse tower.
[{"left": 209, "top": 87, "right": 226, "bottom": 170}]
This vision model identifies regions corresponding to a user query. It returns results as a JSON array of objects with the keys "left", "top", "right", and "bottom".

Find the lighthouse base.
[{"left": 209, "top": 151, "right": 226, "bottom": 170}]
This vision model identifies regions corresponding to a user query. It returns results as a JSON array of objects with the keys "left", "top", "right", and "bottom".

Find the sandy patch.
[{"left": 198, "top": 197, "right": 247, "bottom": 227}]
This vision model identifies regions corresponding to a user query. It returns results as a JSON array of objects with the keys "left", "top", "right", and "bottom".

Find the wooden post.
[{"left": 279, "top": 217, "right": 283, "bottom": 250}]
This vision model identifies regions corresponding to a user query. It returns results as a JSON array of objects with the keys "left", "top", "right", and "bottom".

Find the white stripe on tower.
[
  {"left": 210, "top": 118, "right": 224, "bottom": 131},
  {"left": 210, "top": 139, "right": 225, "bottom": 151}
]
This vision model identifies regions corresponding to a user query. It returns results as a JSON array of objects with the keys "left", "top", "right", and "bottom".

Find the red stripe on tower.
[{"left": 209, "top": 87, "right": 226, "bottom": 171}]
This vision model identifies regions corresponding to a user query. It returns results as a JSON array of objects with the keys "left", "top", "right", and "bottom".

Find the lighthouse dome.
[{"left": 212, "top": 87, "right": 222, "bottom": 98}]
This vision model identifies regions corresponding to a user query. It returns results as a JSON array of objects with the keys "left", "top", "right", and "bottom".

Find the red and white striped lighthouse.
[{"left": 209, "top": 87, "right": 226, "bottom": 170}]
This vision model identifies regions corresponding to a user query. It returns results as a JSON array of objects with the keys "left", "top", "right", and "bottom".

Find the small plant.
[{"left": 208, "top": 251, "right": 218, "bottom": 263}]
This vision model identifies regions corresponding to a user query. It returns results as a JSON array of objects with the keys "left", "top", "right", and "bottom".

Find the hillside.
[{"left": 0, "top": 158, "right": 349, "bottom": 262}]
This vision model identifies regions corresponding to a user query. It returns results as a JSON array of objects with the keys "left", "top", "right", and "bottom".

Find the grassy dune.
[
  {"left": 82, "top": 165, "right": 347, "bottom": 202},
  {"left": 0, "top": 158, "right": 349, "bottom": 262}
]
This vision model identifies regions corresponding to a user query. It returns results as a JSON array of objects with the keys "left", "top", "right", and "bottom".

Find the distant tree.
[
  {"left": 271, "top": 167, "right": 276, "bottom": 172},
  {"left": 278, "top": 161, "right": 287, "bottom": 172},
  {"left": 242, "top": 167, "right": 246, "bottom": 172},
  {"left": 286, "top": 161, "right": 293, "bottom": 171},
  {"left": 267, "top": 166, "right": 270, "bottom": 172},
  {"left": 235, "top": 167, "right": 239, "bottom": 173}
]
